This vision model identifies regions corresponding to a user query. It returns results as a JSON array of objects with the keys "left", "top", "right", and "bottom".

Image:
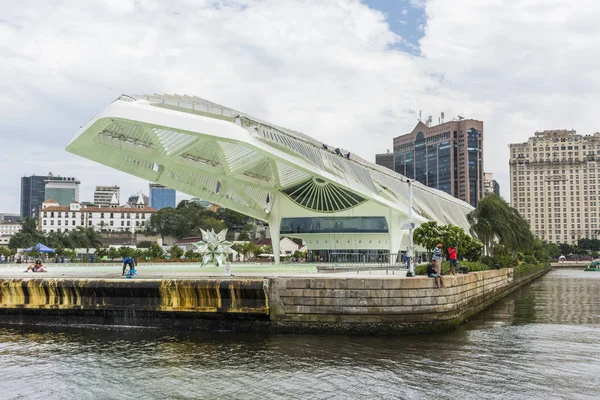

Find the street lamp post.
[{"left": 406, "top": 179, "right": 415, "bottom": 277}]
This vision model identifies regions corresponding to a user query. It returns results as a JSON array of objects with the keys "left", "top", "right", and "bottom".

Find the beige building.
[{"left": 509, "top": 129, "right": 600, "bottom": 244}]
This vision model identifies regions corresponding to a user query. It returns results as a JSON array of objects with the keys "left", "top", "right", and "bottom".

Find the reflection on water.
[{"left": 1, "top": 269, "right": 599, "bottom": 399}]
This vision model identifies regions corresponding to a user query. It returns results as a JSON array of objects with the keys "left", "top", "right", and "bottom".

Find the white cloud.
[{"left": 1, "top": 0, "right": 599, "bottom": 212}]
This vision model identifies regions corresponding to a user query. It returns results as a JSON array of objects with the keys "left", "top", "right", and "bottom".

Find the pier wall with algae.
[
  {"left": 0, "top": 268, "right": 548, "bottom": 334},
  {"left": 0, "top": 278, "right": 269, "bottom": 325}
]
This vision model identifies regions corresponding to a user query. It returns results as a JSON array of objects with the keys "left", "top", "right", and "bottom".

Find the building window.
[
  {"left": 110, "top": 221, "right": 114, "bottom": 226},
  {"left": 72, "top": 220, "right": 76, "bottom": 226},
  {"left": 57, "top": 212, "right": 61, "bottom": 218},
  {"left": 127, "top": 221, "right": 130, "bottom": 226},
  {"left": 51, "top": 221, "right": 54, "bottom": 226},
  {"left": 43, "top": 220, "right": 47, "bottom": 225},
  {"left": 121, "top": 221, "right": 124, "bottom": 226},
  {"left": 51, "top": 212, "right": 54, "bottom": 217},
  {"left": 101, "top": 213, "right": 104, "bottom": 218},
  {"left": 65, "top": 220, "right": 68, "bottom": 226},
  {"left": 110, "top": 213, "right": 114, "bottom": 218},
  {"left": 43, "top": 212, "right": 47, "bottom": 217},
  {"left": 58, "top": 220, "right": 61, "bottom": 225}
]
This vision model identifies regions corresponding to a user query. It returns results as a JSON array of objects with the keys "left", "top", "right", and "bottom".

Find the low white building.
[
  {"left": 0, "top": 223, "right": 22, "bottom": 246},
  {"left": 39, "top": 195, "right": 156, "bottom": 234}
]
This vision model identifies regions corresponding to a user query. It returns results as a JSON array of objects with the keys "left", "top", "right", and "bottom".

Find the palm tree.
[{"left": 467, "top": 194, "right": 534, "bottom": 255}]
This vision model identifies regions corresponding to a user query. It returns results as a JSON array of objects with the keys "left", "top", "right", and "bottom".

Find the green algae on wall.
[{"left": 0, "top": 278, "right": 269, "bottom": 315}]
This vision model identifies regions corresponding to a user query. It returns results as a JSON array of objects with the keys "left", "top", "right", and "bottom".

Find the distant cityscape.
[
  {"left": 3, "top": 115, "right": 600, "bottom": 247},
  {"left": 0, "top": 174, "right": 218, "bottom": 246}
]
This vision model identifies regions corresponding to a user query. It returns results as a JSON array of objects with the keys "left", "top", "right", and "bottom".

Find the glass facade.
[
  {"left": 21, "top": 175, "right": 47, "bottom": 218},
  {"left": 307, "top": 249, "right": 391, "bottom": 263},
  {"left": 426, "top": 144, "right": 438, "bottom": 188},
  {"left": 150, "top": 186, "right": 176, "bottom": 210},
  {"left": 45, "top": 188, "right": 77, "bottom": 206},
  {"left": 467, "top": 128, "right": 482, "bottom": 207},
  {"left": 414, "top": 132, "right": 427, "bottom": 184},
  {"left": 280, "top": 217, "right": 389, "bottom": 234},
  {"left": 438, "top": 140, "right": 452, "bottom": 194}
]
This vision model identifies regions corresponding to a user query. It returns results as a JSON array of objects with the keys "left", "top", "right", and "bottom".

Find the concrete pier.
[{"left": 0, "top": 266, "right": 549, "bottom": 334}]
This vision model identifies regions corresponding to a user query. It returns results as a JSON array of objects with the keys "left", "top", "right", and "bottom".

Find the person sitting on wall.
[
  {"left": 427, "top": 261, "right": 444, "bottom": 288},
  {"left": 122, "top": 256, "right": 137, "bottom": 276},
  {"left": 23, "top": 259, "right": 47, "bottom": 273},
  {"left": 335, "top": 148, "right": 342, "bottom": 156}
]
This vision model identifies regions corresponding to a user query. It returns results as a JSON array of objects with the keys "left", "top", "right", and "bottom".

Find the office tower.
[
  {"left": 509, "top": 129, "right": 600, "bottom": 244},
  {"left": 94, "top": 185, "right": 120, "bottom": 207},
  {"left": 375, "top": 152, "right": 394, "bottom": 171},
  {"left": 126, "top": 193, "right": 149, "bottom": 207},
  {"left": 20, "top": 174, "right": 48, "bottom": 219},
  {"left": 149, "top": 183, "right": 176, "bottom": 210},
  {"left": 44, "top": 174, "right": 80, "bottom": 206},
  {"left": 393, "top": 117, "right": 484, "bottom": 207},
  {"left": 483, "top": 172, "right": 495, "bottom": 196},
  {"left": 493, "top": 180, "right": 500, "bottom": 196}
]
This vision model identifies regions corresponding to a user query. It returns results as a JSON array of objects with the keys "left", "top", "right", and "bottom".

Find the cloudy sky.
[{"left": 1, "top": 0, "right": 598, "bottom": 213}]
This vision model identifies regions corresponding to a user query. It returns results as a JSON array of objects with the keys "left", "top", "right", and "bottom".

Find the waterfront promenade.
[
  {"left": 0, "top": 262, "right": 547, "bottom": 335},
  {"left": 0, "top": 263, "right": 408, "bottom": 279}
]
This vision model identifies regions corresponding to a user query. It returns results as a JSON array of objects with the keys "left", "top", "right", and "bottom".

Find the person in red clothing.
[{"left": 448, "top": 245, "right": 458, "bottom": 275}]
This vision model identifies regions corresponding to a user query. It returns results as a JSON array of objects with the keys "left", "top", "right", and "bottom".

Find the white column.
[
  {"left": 270, "top": 219, "right": 281, "bottom": 265},
  {"left": 268, "top": 195, "right": 281, "bottom": 265}
]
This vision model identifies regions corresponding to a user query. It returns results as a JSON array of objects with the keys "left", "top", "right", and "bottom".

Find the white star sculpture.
[{"left": 193, "top": 228, "right": 233, "bottom": 267}]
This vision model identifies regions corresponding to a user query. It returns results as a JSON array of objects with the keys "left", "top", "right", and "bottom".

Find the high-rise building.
[
  {"left": 127, "top": 193, "right": 149, "bottom": 207},
  {"left": 149, "top": 184, "right": 176, "bottom": 210},
  {"left": 483, "top": 172, "right": 495, "bottom": 196},
  {"left": 20, "top": 174, "right": 48, "bottom": 219},
  {"left": 393, "top": 118, "right": 484, "bottom": 207},
  {"left": 375, "top": 152, "right": 394, "bottom": 171},
  {"left": 94, "top": 185, "right": 120, "bottom": 207},
  {"left": 44, "top": 174, "right": 80, "bottom": 206},
  {"left": 509, "top": 129, "right": 600, "bottom": 244},
  {"left": 493, "top": 180, "right": 500, "bottom": 196}
]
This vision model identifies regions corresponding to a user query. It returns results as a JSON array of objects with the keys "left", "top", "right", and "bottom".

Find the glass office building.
[
  {"left": 149, "top": 184, "right": 176, "bottom": 210},
  {"left": 390, "top": 119, "right": 484, "bottom": 207},
  {"left": 20, "top": 175, "right": 47, "bottom": 218}
]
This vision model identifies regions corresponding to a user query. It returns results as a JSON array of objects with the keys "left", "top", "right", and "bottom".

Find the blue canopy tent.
[{"left": 23, "top": 243, "right": 55, "bottom": 253}]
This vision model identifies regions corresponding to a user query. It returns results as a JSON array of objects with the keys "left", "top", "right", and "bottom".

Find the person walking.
[
  {"left": 448, "top": 245, "right": 458, "bottom": 275},
  {"left": 432, "top": 243, "right": 443, "bottom": 274}
]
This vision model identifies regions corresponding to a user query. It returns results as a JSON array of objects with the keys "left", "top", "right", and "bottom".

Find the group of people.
[{"left": 427, "top": 244, "right": 458, "bottom": 288}]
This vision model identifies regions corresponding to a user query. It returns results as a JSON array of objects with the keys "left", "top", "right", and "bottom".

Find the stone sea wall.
[
  {"left": 268, "top": 269, "right": 521, "bottom": 334},
  {"left": 0, "top": 268, "right": 549, "bottom": 334},
  {"left": 0, "top": 278, "right": 268, "bottom": 315}
]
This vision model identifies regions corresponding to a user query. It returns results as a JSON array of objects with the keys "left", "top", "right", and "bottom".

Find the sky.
[{"left": 1, "top": 0, "right": 599, "bottom": 213}]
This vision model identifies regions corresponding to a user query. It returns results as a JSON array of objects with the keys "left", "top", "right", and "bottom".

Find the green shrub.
[{"left": 523, "top": 254, "right": 538, "bottom": 265}]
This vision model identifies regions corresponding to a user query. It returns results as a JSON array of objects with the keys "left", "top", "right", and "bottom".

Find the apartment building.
[{"left": 509, "top": 129, "right": 600, "bottom": 244}]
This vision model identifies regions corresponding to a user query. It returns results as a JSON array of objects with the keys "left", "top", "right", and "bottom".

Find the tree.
[
  {"left": 147, "top": 244, "right": 164, "bottom": 259},
  {"left": 414, "top": 221, "right": 483, "bottom": 261},
  {"left": 169, "top": 245, "right": 184, "bottom": 259},
  {"left": 413, "top": 221, "right": 444, "bottom": 254},
  {"left": 118, "top": 246, "right": 135, "bottom": 258},
  {"left": 467, "top": 194, "right": 534, "bottom": 255},
  {"left": 216, "top": 208, "right": 248, "bottom": 229},
  {"left": 108, "top": 247, "right": 119, "bottom": 260},
  {"left": 0, "top": 247, "right": 11, "bottom": 258}
]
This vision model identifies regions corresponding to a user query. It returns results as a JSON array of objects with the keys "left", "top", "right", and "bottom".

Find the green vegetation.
[
  {"left": 467, "top": 194, "right": 534, "bottom": 255},
  {"left": 7, "top": 217, "right": 103, "bottom": 256},
  {"left": 413, "top": 221, "right": 483, "bottom": 261},
  {"left": 144, "top": 200, "right": 254, "bottom": 240}
]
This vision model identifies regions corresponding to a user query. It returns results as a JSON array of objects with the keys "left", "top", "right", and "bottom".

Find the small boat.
[{"left": 584, "top": 260, "right": 600, "bottom": 271}]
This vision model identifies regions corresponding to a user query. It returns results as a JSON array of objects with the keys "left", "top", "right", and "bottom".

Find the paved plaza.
[{"left": 0, "top": 263, "right": 409, "bottom": 279}]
